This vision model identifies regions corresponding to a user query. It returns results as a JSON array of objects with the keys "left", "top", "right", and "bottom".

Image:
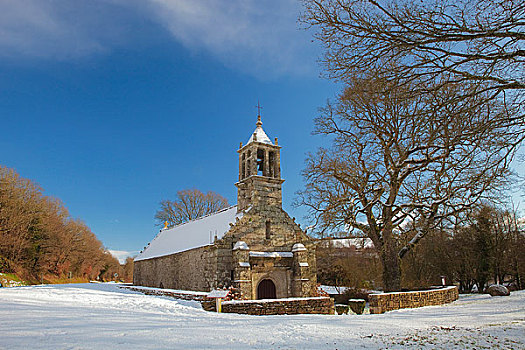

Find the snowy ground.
[{"left": 0, "top": 283, "right": 523, "bottom": 349}]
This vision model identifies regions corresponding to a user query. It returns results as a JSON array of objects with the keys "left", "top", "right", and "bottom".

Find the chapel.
[{"left": 133, "top": 115, "right": 317, "bottom": 300}]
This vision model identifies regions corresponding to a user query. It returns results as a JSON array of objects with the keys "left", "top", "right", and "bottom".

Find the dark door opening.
[{"left": 257, "top": 279, "right": 276, "bottom": 299}]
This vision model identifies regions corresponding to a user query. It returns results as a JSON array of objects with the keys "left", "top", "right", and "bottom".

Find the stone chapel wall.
[
  {"left": 133, "top": 245, "right": 219, "bottom": 291},
  {"left": 217, "top": 205, "right": 318, "bottom": 299}
]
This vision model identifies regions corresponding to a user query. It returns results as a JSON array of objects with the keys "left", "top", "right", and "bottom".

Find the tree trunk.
[{"left": 381, "top": 242, "right": 401, "bottom": 292}]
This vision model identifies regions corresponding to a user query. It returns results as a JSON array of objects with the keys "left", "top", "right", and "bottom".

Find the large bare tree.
[
  {"left": 155, "top": 189, "right": 229, "bottom": 227},
  {"left": 299, "top": 0, "right": 524, "bottom": 291},
  {"left": 296, "top": 75, "right": 523, "bottom": 291},
  {"left": 302, "top": 0, "right": 524, "bottom": 103}
]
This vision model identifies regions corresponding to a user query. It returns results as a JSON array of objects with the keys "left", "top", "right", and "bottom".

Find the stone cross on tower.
[
  {"left": 235, "top": 115, "right": 283, "bottom": 212},
  {"left": 255, "top": 101, "right": 263, "bottom": 117}
]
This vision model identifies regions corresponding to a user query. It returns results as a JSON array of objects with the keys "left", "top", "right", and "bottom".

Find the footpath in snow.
[{"left": 0, "top": 283, "right": 523, "bottom": 349}]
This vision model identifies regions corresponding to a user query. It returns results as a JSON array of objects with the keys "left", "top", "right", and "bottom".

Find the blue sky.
[
  {"left": 0, "top": 0, "right": 341, "bottom": 260},
  {"left": 1, "top": 1, "right": 522, "bottom": 263}
]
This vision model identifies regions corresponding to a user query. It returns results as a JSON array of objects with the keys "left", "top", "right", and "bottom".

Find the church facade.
[{"left": 133, "top": 116, "right": 317, "bottom": 300}]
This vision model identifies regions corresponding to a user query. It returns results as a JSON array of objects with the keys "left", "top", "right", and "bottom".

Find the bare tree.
[
  {"left": 301, "top": 0, "right": 524, "bottom": 105},
  {"left": 296, "top": 74, "right": 522, "bottom": 291},
  {"left": 155, "top": 189, "right": 229, "bottom": 227}
]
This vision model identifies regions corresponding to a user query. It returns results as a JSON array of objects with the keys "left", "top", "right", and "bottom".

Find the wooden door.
[{"left": 257, "top": 279, "right": 276, "bottom": 299}]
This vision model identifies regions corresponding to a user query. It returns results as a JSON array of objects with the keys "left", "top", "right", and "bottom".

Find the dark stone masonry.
[
  {"left": 221, "top": 297, "right": 335, "bottom": 315},
  {"left": 133, "top": 245, "right": 217, "bottom": 292}
]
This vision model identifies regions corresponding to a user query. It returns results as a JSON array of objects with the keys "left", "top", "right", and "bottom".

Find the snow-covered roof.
[
  {"left": 319, "top": 238, "right": 374, "bottom": 249},
  {"left": 319, "top": 285, "right": 350, "bottom": 295},
  {"left": 233, "top": 241, "right": 249, "bottom": 250},
  {"left": 135, "top": 206, "right": 242, "bottom": 261},
  {"left": 292, "top": 243, "right": 307, "bottom": 252},
  {"left": 249, "top": 251, "right": 293, "bottom": 258},
  {"left": 247, "top": 116, "right": 273, "bottom": 145},
  {"left": 207, "top": 290, "right": 230, "bottom": 298}
]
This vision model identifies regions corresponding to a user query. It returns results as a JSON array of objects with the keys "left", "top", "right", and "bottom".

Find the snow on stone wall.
[
  {"left": 369, "top": 286, "right": 459, "bottom": 314},
  {"left": 221, "top": 296, "right": 335, "bottom": 315}
]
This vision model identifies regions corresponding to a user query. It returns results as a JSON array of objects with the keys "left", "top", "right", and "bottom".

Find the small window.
[{"left": 265, "top": 220, "right": 271, "bottom": 239}]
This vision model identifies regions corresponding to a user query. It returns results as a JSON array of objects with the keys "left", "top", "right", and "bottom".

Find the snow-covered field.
[{"left": 0, "top": 283, "right": 523, "bottom": 349}]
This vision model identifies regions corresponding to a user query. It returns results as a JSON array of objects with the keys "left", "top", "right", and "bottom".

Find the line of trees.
[
  {"left": 0, "top": 166, "right": 122, "bottom": 283},
  {"left": 316, "top": 204, "right": 525, "bottom": 293},
  {"left": 402, "top": 204, "right": 525, "bottom": 293}
]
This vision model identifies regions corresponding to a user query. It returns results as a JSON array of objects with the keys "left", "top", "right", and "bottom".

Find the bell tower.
[{"left": 236, "top": 115, "right": 284, "bottom": 212}]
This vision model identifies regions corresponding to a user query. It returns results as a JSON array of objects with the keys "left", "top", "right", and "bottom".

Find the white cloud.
[
  {"left": 0, "top": 1, "right": 109, "bottom": 59},
  {"left": 0, "top": 0, "right": 319, "bottom": 78},
  {"left": 108, "top": 249, "right": 138, "bottom": 264},
  {"left": 143, "top": 0, "right": 318, "bottom": 77}
]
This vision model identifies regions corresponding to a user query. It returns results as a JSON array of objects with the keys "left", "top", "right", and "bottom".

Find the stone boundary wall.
[
  {"left": 120, "top": 286, "right": 209, "bottom": 301},
  {"left": 221, "top": 297, "right": 335, "bottom": 315},
  {"left": 368, "top": 286, "right": 459, "bottom": 314}
]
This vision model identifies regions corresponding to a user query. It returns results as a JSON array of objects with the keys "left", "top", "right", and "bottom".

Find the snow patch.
[
  {"left": 320, "top": 238, "right": 374, "bottom": 249},
  {"left": 320, "top": 285, "right": 350, "bottom": 295},
  {"left": 247, "top": 125, "right": 272, "bottom": 145},
  {"left": 119, "top": 285, "right": 208, "bottom": 296},
  {"left": 223, "top": 296, "right": 330, "bottom": 305},
  {"left": 249, "top": 251, "right": 293, "bottom": 258}
]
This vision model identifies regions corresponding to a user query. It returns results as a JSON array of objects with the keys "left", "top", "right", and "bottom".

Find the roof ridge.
[{"left": 163, "top": 204, "right": 238, "bottom": 231}]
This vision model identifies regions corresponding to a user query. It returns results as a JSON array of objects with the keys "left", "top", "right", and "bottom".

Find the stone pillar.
[
  {"left": 239, "top": 151, "right": 243, "bottom": 181},
  {"left": 274, "top": 150, "right": 281, "bottom": 179},
  {"left": 232, "top": 241, "right": 253, "bottom": 300},
  {"left": 264, "top": 149, "right": 270, "bottom": 177},
  {"left": 251, "top": 156, "right": 256, "bottom": 176},
  {"left": 292, "top": 243, "right": 310, "bottom": 297}
]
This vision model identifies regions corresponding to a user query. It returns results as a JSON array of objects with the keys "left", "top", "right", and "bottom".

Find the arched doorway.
[{"left": 257, "top": 279, "right": 276, "bottom": 299}]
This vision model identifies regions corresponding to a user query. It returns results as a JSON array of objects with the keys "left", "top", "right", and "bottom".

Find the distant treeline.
[
  {"left": 317, "top": 205, "right": 525, "bottom": 293},
  {"left": 0, "top": 165, "right": 132, "bottom": 283}
]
